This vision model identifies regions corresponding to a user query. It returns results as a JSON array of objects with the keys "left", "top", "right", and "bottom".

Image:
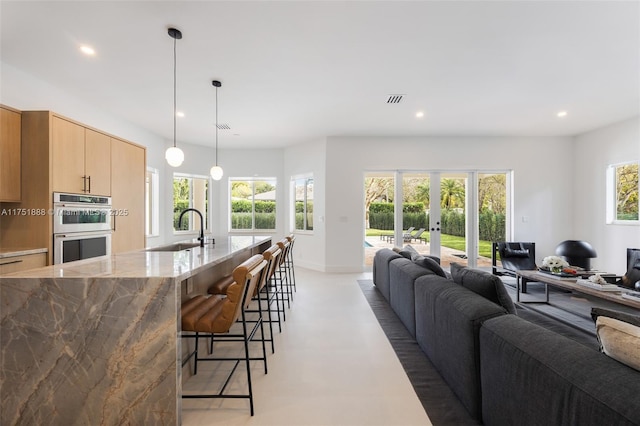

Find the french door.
[{"left": 366, "top": 170, "right": 510, "bottom": 268}]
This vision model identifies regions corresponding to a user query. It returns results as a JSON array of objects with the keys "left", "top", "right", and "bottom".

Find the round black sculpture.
[{"left": 555, "top": 240, "right": 597, "bottom": 270}]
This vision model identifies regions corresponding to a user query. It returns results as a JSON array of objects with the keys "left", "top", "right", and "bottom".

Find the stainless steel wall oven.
[{"left": 53, "top": 192, "right": 112, "bottom": 264}]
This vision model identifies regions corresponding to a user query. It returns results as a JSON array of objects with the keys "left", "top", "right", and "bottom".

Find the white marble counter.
[
  {"left": 0, "top": 235, "right": 272, "bottom": 426},
  {"left": 3, "top": 235, "right": 270, "bottom": 280}
]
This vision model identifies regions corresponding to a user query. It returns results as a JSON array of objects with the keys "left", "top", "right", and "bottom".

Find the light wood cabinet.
[
  {"left": 52, "top": 116, "right": 111, "bottom": 196},
  {"left": 111, "top": 138, "right": 145, "bottom": 254},
  {"left": 0, "top": 252, "right": 46, "bottom": 275},
  {"left": 0, "top": 106, "right": 22, "bottom": 202},
  {"left": 0, "top": 110, "right": 145, "bottom": 265}
]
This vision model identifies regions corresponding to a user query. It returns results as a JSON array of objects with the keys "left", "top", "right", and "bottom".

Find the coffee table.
[{"left": 516, "top": 269, "right": 640, "bottom": 310}]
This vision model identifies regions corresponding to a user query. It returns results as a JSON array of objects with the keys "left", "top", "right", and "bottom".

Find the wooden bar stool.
[
  {"left": 286, "top": 234, "right": 297, "bottom": 293},
  {"left": 276, "top": 238, "right": 293, "bottom": 306},
  {"left": 262, "top": 244, "right": 285, "bottom": 330},
  {"left": 181, "top": 254, "right": 268, "bottom": 416}
]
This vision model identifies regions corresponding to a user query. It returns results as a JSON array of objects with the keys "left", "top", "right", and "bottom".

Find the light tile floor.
[{"left": 181, "top": 268, "right": 431, "bottom": 426}]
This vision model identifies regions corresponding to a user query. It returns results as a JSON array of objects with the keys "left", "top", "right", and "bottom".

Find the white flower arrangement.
[{"left": 542, "top": 255, "right": 569, "bottom": 272}]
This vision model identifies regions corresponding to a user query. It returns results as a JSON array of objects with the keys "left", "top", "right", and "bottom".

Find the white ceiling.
[{"left": 1, "top": 1, "right": 639, "bottom": 149}]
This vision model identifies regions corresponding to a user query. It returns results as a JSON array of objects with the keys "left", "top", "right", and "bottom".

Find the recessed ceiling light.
[
  {"left": 176, "top": 111, "right": 185, "bottom": 118},
  {"left": 557, "top": 111, "right": 568, "bottom": 118},
  {"left": 80, "top": 45, "right": 95, "bottom": 56},
  {"left": 416, "top": 111, "right": 425, "bottom": 118}
]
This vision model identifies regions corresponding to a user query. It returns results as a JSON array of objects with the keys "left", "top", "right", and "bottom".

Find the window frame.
[
  {"left": 228, "top": 177, "right": 277, "bottom": 232},
  {"left": 606, "top": 161, "right": 639, "bottom": 225},
  {"left": 292, "top": 175, "right": 314, "bottom": 234},
  {"left": 172, "top": 172, "right": 211, "bottom": 235}
]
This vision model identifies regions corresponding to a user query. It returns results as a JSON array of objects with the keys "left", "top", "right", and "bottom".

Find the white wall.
[
  {"left": 573, "top": 116, "right": 640, "bottom": 273},
  {"left": 4, "top": 59, "right": 636, "bottom": 273},
  {"left": 324, "top": 136, "right": 575, "bottom": 272},
  {"left": 284, "top": 138, "right": 327, "bottom": 271}
]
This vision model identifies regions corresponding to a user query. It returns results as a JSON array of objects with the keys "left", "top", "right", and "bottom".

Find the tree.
[
  {"left": 441, "top": 178, "right": 465, "bottom": 209},
  {"left": 415, "top": 181, "right": 430, "bottom": 207},
  {"left": 364, "top": 177, "right": 393, "bottom": 228},
  {"left": 617, "top": 163, "right": 639, "bottom": 219},
  {"left": 478, "top": 174, "right": 506, "bottom": 213}
]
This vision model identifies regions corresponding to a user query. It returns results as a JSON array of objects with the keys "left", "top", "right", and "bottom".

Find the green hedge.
[
  {"left": 231, "top": 212, "right": 276, "bottom": 230},
  {"left": 231, "top": 200, "right": 275, "bottom": 213},
  {"left": 369, "top": 206, "right": 505, "bottom": 241}
]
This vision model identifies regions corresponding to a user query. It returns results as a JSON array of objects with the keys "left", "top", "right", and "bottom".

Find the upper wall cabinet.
[
  {"left": 0, "top": 106, "right": 22, "bottom": 202},
  {"left": 52, "top": 116, "right": 111, "bottom": 196}
]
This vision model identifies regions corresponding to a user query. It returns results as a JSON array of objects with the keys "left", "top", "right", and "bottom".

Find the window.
[
  {"left": 607, "top": 162, "right": 639, "bottom": 224},
  {"left": 145, "top": 168, "right": 159, "bottom": 236},
  {"left": 230, "top": 178, "right": 276, "bottom": 231},
  {"left": 173, "top": 173, "right": 210, "bottom": 233},
  {"left": 293, "top": 176, "right": 313, "bottom": 231}
]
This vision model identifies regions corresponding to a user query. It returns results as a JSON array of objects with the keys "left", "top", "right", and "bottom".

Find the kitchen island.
[{"left": 0, "top": 235, "right": 271, "bottom": 426}]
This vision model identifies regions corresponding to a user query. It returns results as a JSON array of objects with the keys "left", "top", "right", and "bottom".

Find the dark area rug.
[{"left": 358, "top": 280, "right": 481, "bottom": 426}]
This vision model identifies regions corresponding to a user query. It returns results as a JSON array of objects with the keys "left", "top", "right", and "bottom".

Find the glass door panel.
[
  {"left": 437, "top": 173, "right": 469, "bottom": 267},
  {"left": 401, "top": 173, "right": 431, "bottom": 256},
  {"left": 478, "top": 172, "right": 509, "bottom": 269},
  {"left": 364, "top": 172, "right": 395, "bottom": 266}
]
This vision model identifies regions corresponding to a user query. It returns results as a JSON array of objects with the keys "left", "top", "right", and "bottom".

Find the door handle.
[
  {"left": 82, "top": 175, "right": 87, "bottom": 192},
  {"left": 87, "top": 176, "right": 91, "bottom": 193}
]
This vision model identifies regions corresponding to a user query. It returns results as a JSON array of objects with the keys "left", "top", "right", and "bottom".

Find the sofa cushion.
[
  {"left": 591, "top": 307, "right": 640, "bottom": 327},
  {"left": 480, "top": 315, "right": 640, "bottom": 426},
  {"left": 414, "top": 274, "right": 507, "bottom": 420},
  {"left": 411, "top": 254, "right": 447, "bottom": 278},
  {"left": 397, "top": 244, "right": 420, "bottom": 259},
  {"left": 450, "top": 262, "right": 516, "bottom": 314},
  {"left": 372, "top": 248, "right": 402, "bottom": 302},
  {"left": 389, "top": 257, "right": 435, "bottom": 337}
]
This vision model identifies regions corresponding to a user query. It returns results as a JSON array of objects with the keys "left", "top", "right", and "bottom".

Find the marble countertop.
[
  {"left": 0, "top": 247, "right": 48, "bottom": 259},
  {"left": 1, "top": 236, "right": 270, "bottom": 280}
]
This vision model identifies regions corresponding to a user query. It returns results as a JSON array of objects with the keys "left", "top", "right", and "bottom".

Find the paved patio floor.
[{"left": 365, "top": 235, "right": 494, "bottom": 268}]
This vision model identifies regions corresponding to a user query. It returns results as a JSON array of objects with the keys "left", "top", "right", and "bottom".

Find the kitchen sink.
[{"left": 145, "top": 242, "right": 201, "bottom": 252}]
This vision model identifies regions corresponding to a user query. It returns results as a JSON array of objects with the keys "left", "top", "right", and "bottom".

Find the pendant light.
[
  {"left": 210, "top": 80, "right": 224, "bottom": 180},
  {"left": 165, "top": 27, "right": 184, "bottom": 167}
]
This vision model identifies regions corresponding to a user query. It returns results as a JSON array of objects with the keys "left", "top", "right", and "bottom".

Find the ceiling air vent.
[
  {"left": 386, "top": 94, "right": 405, "bottom": 104},
  {"left": 216, "top": 123, "right": 231, "bottom": 130}
]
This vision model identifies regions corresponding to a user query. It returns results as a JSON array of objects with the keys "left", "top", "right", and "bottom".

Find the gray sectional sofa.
[{"left": 372, "top": 247, "right": 640, "bottom": 425}]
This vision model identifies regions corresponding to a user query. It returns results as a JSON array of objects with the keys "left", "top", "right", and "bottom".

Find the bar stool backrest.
[
  {"left": 216, "top": 254, "right": 267, "bottom": 331},
  {"left": 262, "top": 244, "right": 282, "bottom": 280},
  {"left": 276, "top": 239, "right": 290, "bottom": 266}
]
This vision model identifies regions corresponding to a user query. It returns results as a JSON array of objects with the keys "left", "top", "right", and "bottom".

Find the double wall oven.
[{"left": 53, "top": 192, "right": 112, "bottom": 264}]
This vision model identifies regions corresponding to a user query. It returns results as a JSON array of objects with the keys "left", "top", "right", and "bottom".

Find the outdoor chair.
[
  {"left": 404, "top": 228, "right": 426, "bottom": 243},
  {"left": 492, "top": 242, "right": 537, "bottom": 292}
]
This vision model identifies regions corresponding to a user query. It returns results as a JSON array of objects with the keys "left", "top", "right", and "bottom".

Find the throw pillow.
[
  {"left": 595, "top": 316, "right": 640, "bottom": 372},
  {"left": 411, "top": 255, "right": 447, "bottom": 278},
  {"left": 449, "top": 262, "right": 517, "bottom": 314},
  {"left": 398, "top": 244, "right": 419, "bottom": 259}
]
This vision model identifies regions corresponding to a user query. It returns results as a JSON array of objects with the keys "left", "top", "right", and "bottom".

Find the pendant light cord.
[
  {"left": 215, "top": 85, "right": 219, "bottom": 166},
  {"left": 173, "top": 36, "right": 177, "bottom": 148}
]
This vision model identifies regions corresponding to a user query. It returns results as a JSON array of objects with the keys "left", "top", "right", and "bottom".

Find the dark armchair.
[{"left": 492, "top": 242, "right": 537, "bottom": 292}]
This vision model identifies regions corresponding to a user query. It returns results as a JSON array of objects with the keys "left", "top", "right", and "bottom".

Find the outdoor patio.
[{"left": 365, "top": 235, "right": 494, "bottom": 268}]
